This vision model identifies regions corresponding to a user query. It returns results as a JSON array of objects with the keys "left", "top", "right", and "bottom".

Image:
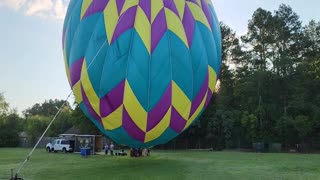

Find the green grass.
[{"left": 0, "top": 148, "right": 320, "bottom": 180}]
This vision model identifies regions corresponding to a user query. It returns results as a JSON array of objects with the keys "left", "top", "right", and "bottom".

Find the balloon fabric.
[{"left": 63, "top": 0, "right": 221, "bottom": 148}]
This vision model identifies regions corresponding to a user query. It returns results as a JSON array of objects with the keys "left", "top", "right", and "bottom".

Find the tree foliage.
[
  {"left": 0, "top": 96, "right": 21, "bottom": 147},
  {"left": 175, "top": 4, "right": 320, "bottom": 150}
]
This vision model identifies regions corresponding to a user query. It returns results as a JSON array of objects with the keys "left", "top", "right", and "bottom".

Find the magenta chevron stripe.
[
  {"left": 123, "top": 107, "right": 145, "bottom": 142},
  {"left": 116, "top": 0, "right": 125, "bottom": 15},
  {"left": 139, "top": 0, "right": 151, "bottom": 22},
  {"left": 83, "top": 0, "right": 109, "bottom": 19},
  {"left": 189, "top": 72, "right": 209, "bottom": 118},
  {"left": 147, "top": 83, "right": 172, "bottom": 131},
  {"left": 182, "top": 4, "right": 194, "bottom": 47},
  {"left": 111, "top": 6, "right": 137, "bottom": 43},
  {"left": 164, "top": 0, "right": 180, "bottom": 18},
  {"left": 170, "top": 107, "right": 187, "bottom": 133},
  {"left": 204, "top": 89, "right": 213, "bottom": 108},
  {"left": 99, "top": 80, "right": 125, "bottom": 117},
  {"left": 81, "top": 85, "right": 102, "bottom": 125},
  {"left": 200, "top": 0, "right": 213, "bottom": 28},
  {"left": 70, "top": 57, "right": 84, "bottom": 86},
  {"left": 151, "top": 8, "right": 167, "bottom": 53}
]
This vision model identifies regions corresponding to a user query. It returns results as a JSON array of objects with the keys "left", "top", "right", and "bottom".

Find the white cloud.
[
  {"left": 0, "top": 0, "right": 69, "bottom": 21},
  {"left": 0, "top": 0, "right": 27, "bottom": 10},
  {"left": 25, "top": 0, "right": 53, "bottom": 16},
  {"left": 53, "top": 0, "right": 68, "bottom": 20}
]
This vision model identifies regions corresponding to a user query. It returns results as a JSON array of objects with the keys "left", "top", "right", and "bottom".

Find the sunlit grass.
[{"left": 0, "top": 148, "right": 319, "bottom": 180}]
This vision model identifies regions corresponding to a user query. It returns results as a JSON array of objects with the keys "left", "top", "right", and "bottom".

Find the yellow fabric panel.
[
  {"left": 80, "top": 0, "right": 93, "bottom": 19},
  {"left": 172, "top": 81, "right": 191, "bottom": 120},
  {"left": 186, "top": 2, "right": 211, "bottom": 31},
  {"left": 123, "top": 80, "right": 148, "bottom": 132},
  {"left": 184, "top": 90, "right": 208, "bottom": 129},
  {"left": 120, "top": 0, "right": 139, "bottom": 15},
  {"left": 165, "top": 8, "right": 189, "bottom": 48},
  {"left": 63, "top": 50, "right": 71, "bottom": 86},
  {"left": 72, "top": 81, "right": 83, "bottom": 104},
  {"left": 134, "top": 7, "right": 151, "bottom": 54},
  {"left": 151, "top": 0, "right": 164, "bottom": 23},
  {"left": 80, "top": 59, "right": 101, "bottom": 116},
  {"left": 196, "top": 0, "right": 202, "bottom": 7},
  {"left": 104, "top": 0, "right": 119, "bottom": 44},
  {"left": 208, "top": 66, "right": 217, "bottom": 93},
  {"left": 173, "top": 0, "right": 185, "bottom": 19},
  {"left": 102, "top": 105, "right": 123, "bottom": 130},
  {"left": 145, "top": 107, "right": 171, "bottom": 143}
]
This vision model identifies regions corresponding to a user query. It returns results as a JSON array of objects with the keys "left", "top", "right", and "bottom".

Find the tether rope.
[{"left": 14, "top": 39, "right": 108, "bottom": 178}]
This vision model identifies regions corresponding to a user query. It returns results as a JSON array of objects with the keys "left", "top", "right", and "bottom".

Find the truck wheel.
[
  {"left": 46, "top": 147, "right": 51, "bottom": 152},
  {"left": 62, "top": 148, "right": 67, "bottom": 153}
]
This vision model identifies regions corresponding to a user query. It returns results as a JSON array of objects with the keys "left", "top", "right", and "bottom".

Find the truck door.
[{"left": 55, "top": 140, "right": 60, "bottom": 150}]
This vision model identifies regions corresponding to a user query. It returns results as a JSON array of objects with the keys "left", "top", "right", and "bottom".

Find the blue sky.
[{"left": 0, "top": 0, "right": 319, "bottom": 113}]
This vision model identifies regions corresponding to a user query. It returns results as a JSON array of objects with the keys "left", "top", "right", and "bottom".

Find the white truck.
[{"left": 46, "top": 139, "right": 73, "bottom": 153}]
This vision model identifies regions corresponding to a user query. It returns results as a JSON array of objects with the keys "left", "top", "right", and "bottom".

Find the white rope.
[
  {"left": 15, "top": 39, "right": 108, "bottom": 178},
  {"left": 15, "top": 92, "right": 73, "bottom": 176}
]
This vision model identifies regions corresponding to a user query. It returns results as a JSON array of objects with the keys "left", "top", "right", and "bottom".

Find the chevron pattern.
[{"left": 63, "top": 0, "right": 221, "bottom": 148}]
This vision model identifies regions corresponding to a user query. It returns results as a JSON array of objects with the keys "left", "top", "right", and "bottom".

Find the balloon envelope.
[{"left": 63, "top": 0, "right": 221, "bottom": 148}]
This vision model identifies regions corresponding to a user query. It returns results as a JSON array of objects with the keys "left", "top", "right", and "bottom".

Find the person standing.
[
  {"left": 104, "top": 143, "right": 109, "bottom": 155},
  {"left": 110, "top": 142, "right": 114, "bottom": 156}
]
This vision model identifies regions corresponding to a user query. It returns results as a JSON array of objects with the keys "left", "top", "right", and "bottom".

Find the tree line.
[
  {"left": 1, "top": 4, "right": 319, "bottom": 150},
  {"left": 170, "top": 4, "right": 320, "bottom": 150},
  {"left": 0, "top": 95, "right": 99, "bottom": 147}
]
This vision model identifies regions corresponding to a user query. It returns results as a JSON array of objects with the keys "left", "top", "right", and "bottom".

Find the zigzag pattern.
[{"left": 63, "top": 0, "right": 221, "bottom": 147}]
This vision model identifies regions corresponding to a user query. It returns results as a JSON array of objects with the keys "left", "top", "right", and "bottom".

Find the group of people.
[
  {"left": 130, "top": 148, "right": 150, "bottom": 157},
  {"left": 104, "top": 142, "right": 150, "bottom": 157},
  {"left": 104, "top": 142, "right": 114, "bottom": 155}
]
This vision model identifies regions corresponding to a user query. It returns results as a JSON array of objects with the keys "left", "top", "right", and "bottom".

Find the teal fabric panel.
[
  {"left": 190, "top": 23, "right": 209, "bottom": 100},
  {"left": 126, "top": 30, "right": 150, "bottom": 111},
  {"left": 85, "top": 15, "right": 109, "bottom": 96},
  {"left": 98, "top": 29, "right": 133, "bottom": 97},
  {"left": 149, "top": 32, "right": 171, "bottom": 111},
  {"left": 65, "top": 0, "right": 83, "bottom": 66},
  {"left": 168, "top": 31, "right": 193, "bottom": 100},
  {"left": 69, "top": 13, "right": 101, "bottom": 67}
]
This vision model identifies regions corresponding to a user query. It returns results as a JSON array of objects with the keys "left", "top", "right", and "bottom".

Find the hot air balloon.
[{"left": 62, "top": 0, "right": 221, "bottom": 148}]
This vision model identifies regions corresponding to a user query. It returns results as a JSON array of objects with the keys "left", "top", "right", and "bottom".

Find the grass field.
[{"left": 0, "top": 148, "right": 320, "bottom": 180}]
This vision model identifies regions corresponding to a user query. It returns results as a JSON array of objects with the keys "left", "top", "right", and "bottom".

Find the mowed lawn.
[{"left": 0, "top": 148, "right": 320, "bottom": 180}]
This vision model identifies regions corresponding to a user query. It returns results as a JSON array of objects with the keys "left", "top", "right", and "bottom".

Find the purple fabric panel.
[
  {"left": 204, "top": 89, "right": 212, "bottom": 108},
  {"left": 80, "top": 85, "right": 102, "bottom": 125},
  {"left": 147, "top": 83, "right": 172, "bottom": 131},
  {"left": 116, "top": 0, "right": 125, "bottom": 15},
  {"left": 83, "top": 0, "right": 109, "bottom": 19},
  {"left": 139, "top": 0, "right": 151, "bottom": 22},
  {"left": 70, "top": 57, "right": 84, "bottom": 86},
  {"left": 170, "top": 107, "right": 187, "bottom": 133},
  {"left": 100, "top": 80, "right": 125, "bottom": 117},
  {"left": 182, "top": 4, "right": 195, "bottom": 47},
  {"left": 200, "top": 0, "right": 213, "bottom": 29},
  {"left": 163, "top": 0, "right": 180, "bottom": 18},
  {"left": 151, "top": 8, "right": 167, "bottom": 53},
  {"left": 111, "top": 6, "right": 137, "bottom": 43},
  {"left": 189, "top": 72, "right": 209, "bottom": 118},
  {"left": 123, "top": 107, "right": 145, "bottom": 142}
]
